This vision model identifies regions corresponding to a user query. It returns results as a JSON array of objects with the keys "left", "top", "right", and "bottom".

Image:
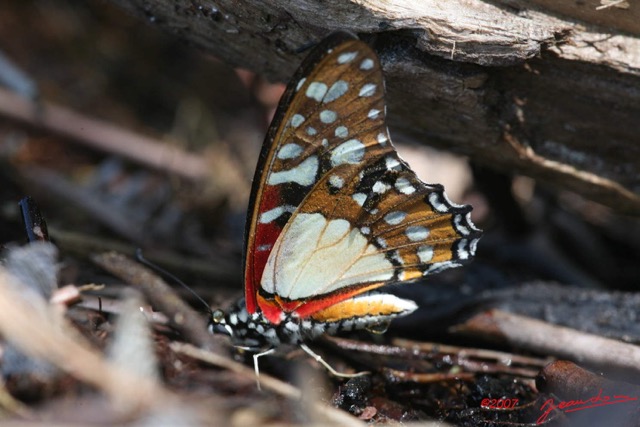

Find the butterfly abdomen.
[{"left": 217, "top": 293, "right": 418, "bottom": 348}]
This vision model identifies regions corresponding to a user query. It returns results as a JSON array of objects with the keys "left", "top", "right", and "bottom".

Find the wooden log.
[{"left": 110, "top": 0, "right": 640, "bottom": 214}]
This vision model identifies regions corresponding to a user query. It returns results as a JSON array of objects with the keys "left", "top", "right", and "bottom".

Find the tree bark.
[{"left": 110, "top": 0, "right": 640, "bottom": 214}]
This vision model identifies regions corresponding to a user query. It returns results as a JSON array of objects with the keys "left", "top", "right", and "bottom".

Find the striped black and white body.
[{"left": 210, "top": 294, "right": 417, "bottom": 349}]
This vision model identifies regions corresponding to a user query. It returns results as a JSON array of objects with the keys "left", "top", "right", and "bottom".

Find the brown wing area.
[{"left": 296, "top": 145, "right": 481, "bottom": 287}]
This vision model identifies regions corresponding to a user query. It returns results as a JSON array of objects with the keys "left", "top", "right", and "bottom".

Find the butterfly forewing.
[
  {"left": 244, "top": 32, "right": 387, "bottom": 313},
  {"left": 245, "top": 32, "right": 480, "bottom": 323}
]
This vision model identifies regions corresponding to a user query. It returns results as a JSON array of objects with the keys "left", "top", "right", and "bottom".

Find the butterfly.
[{"left": 210, "top": 31, "right": 481, "bottom": 374}]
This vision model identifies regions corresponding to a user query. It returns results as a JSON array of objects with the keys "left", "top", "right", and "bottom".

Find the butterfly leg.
[
  {"left": 253, "top": 347, "right": 276, "bottom": 391},
  {"left": 299, "top": 343, "right": 370, "bottom": 378}
]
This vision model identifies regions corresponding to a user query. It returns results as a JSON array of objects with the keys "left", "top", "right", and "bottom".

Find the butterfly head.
[{"left": 209, "top": 308, "right": 233, "bottom": 337}]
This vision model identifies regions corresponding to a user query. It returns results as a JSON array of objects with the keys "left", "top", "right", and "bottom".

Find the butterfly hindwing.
[
  {"left": 245, "top": 32, "right": 481, "bottom": 323},
  {"left": 260, "top": 149, "right": 480, "bottom": 321}
]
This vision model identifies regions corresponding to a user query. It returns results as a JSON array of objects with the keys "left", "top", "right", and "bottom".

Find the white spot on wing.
[
  {"left": 428, "top": 193, "right": 449, "bottom": 213},
  {"left": 385, "top": 157, "right": 401, "bottom": 170},
  {"left": 470, "top": 236, "right": 479, "bottom": 255},
  {"left": 417, "top": 245, "right": 434, "bottom": 263},
  {"left": 306, "top": 82, "right": 328, "bottom": 101},
  {"left": 377, "top": 132, "right": 388, "bottom": 145},
  {"left": 457, "top": 242, "right": 471, "bottom": 260},
  {"left": 324, "top": 80, "right": 349, "bottom": 103},
  {"left": 267, "top": 156, "right": 318, "bottom": 186},
  {"left": 337, "top": 51, "right": 357, "bottom": 64},
  {"left": 306, "top": 127, "right": 317, "bottom": 136},
  {"left": 467, "top": 212, "right": 478, "bottom": 230},
  {"left": 384, "top": 211, "right": 406, "bottom": 225},
  {"left": 259, "top": 205, "right": 296, "bottom": 224},
  {"left": 277, "top": 143, "right": 303, "bottom": 160},
  {"left": 331, "top": 139, "right": 365, "bottom": 166},
  {"left": 406, "top": 226, "right": 429, "bottom": 241},
  {"left": 291, "top": 114, "right": 305, "bottom": 128},
  {"left": 257, "top": 244, "right": 272, "bottom": 252},
  {"left": 368, "top": 109, "right": 380, "bottom": 119},
  {"left": 359, "top": 83, "right": 376, "bottom": 97},
  {"left": 454, "top": 214, "right": 471, "bottom": 236},
  {"left": 329, "top": 174, "right": 344, "bottom": 189},
  {"left": 296, "top": 77, "right": 306, "bottom": 92},
  {"left": 360, "top": 58, "right": 374, "bottom": 70},
  {"left": 335, "top": 126, "right": 348, "bottom": 138},
  {"left": 372, "top": 181, "right": 389, "bottom": 194},
  {"left": 391, "top": 250, "right": 404, "bottom": 265},
  {"left": 352, "top": 193, "right": 367, "bottom": 206},
  {"left": 395, "top": 177, "right": 415, "bottom": 194},
  {"left": 320, "top": 110, "right": 337, "bottom": 123}
]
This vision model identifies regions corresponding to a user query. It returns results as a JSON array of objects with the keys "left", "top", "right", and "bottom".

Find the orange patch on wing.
[
  {"left": 400, "top": 269, "right": 422, "bottom": 281},
  {"left": 310, "top": 296, "right": 407, "bottom": 323}
]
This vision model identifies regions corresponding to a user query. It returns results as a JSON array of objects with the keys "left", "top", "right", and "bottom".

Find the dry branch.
[{"left": 453, "top": 309, "right": 640, "bottom": 375}]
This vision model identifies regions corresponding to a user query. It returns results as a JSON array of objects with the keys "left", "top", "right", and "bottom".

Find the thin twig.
[
  {"left": 0, "top": 86, "right": 208, "bottom": 180},
  {"left": 383, "top": 368, "right": 476, "bottom": 383},
  {"left": 392, "top": 338, "right": 550, "bottom": 367},
  {"left": 503, "top": 128, "right": 640, "bottom": 210},
  {"left": 327, "top": 336, "right": 546, "bottom": 378},
  {"left": 452, "top": 309, "right": 640, "bottom": 375},
  {"left": 91, "top": 251, "right": 221, "bottom": 352},
  {"left": 48, "top": 226, "right": 238, "bottom": 284}
]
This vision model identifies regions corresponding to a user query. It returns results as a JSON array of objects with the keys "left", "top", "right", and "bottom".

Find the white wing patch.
[
  {"left": 261, "top": 213, "right": 394, "bottom": 299},
  {"left": 267, "top": 156, "right": 319, "bottom": 186},
  {"left": 330, "top": 139, "right": 365, "bottom": 166},
  {"left": 259, "top": 205, "right": 296, "bottom": 224}
]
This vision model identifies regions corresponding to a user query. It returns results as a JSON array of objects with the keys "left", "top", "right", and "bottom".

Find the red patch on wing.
[
  {"left": 256, "top": 282, "right": 383, "bottom": 324},
  {"left": 245, "top": 184, "right": 285, "bottom": 314}
]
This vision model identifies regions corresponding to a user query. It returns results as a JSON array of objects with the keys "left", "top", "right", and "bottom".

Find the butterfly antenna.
[{"left": 135, "top": 248, "right": 213, "bottom": 316}]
